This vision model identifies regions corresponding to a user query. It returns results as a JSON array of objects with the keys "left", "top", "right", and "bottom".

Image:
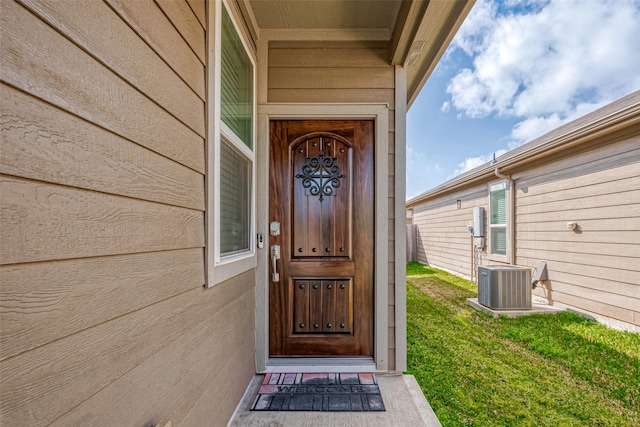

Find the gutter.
[{"left": 494, "top": 168, "right": 515, "bottom": 265}]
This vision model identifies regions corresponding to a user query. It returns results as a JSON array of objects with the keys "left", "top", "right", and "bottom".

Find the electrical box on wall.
[{"left": 473, "top": 207, "right": 485, "bottom": 237}]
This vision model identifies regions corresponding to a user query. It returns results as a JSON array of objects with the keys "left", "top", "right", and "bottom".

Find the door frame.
[{"left": 256, "top": 103, "right": 389, "bottom": 372}]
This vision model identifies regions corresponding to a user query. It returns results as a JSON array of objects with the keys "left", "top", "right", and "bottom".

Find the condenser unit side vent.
[{"left": 478, "top": 265, "right": 531, "bottom": 310}]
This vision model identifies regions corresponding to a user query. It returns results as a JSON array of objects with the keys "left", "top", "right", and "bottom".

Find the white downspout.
[{"left": 494, "top": 168, "right": 515, "bottom": 265}]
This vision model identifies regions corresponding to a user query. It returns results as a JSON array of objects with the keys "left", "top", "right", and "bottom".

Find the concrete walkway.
[{"left": 229, "top": 374, "right": 442, "bottom": 426}]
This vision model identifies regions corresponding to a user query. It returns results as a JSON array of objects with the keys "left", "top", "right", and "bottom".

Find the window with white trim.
[
  {"left": 489, "top": 181, "right": 507, "bottom": 257},
  {"left": 208, "top": 1, "right": 256, "bottom": 286}
]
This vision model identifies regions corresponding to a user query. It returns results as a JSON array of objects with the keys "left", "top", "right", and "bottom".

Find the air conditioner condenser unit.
[{"left": 477, "top": 265, "right": 531, "bottom": 310}]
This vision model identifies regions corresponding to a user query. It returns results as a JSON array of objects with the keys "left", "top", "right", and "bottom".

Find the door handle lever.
[{"left": 271, "top": 245, "right": 280, "bottom": 282}]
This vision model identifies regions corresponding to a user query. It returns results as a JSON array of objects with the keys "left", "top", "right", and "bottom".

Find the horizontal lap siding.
[
  {"left": 413, "top": 187, "right": 488, "bottom": 279},
  {"left": 268, "top": 44, "right": 399, "bottom": 369},
  {"left": 268, "top": 45, "right": 395, "bottom": 107},
  {"left": 0, "top": 1, "right": 253, "bottom": 425},
  {"left": 1, "top": 0, "right": 204, "bottom": 172},
  {"left": 516, "top": 139, "right": 640, "bottom": 326},
  {"left": 1, "top": 86, "right": 204, "bottom": 210}
]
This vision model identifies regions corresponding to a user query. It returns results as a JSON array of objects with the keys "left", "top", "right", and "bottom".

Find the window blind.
[
  {"left": 490, "top": 182, "right": 507, "bottom": 256},
  {"left": 490, "top": 187, "right": 506, "bottom": 225},
  {"left": 220, "top": 139, "right": 250, "bottom": 255},
  {"left": 221, "top": 6, "right": 252, "bottom": 149},
  {"left": 491, "top": 228, "right": 507, "bottom": 255}
]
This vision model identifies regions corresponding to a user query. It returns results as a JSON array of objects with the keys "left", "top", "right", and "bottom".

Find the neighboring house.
[
  {"left": 0, "top": 0, "right": 473, "bottom": 425},
  {"left": 406, "top": 91, "right": 640, "bottom": 332}
]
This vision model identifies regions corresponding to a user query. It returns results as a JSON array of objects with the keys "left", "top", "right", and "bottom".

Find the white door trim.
[{"left": 256, "top": 103, "right": 390, "bottom": 372}]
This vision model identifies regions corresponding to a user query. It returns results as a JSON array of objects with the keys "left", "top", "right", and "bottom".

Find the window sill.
[
  {"left": 206, "top": 252, "right": 256, "bottom": 288},
  {"left": 488, "top": 254, "right": 509, "bottom": 264}
]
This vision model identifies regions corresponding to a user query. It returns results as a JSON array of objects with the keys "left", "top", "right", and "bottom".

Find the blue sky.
[{"left": 406, "top": 0, "right": 640, "bottom": 199}]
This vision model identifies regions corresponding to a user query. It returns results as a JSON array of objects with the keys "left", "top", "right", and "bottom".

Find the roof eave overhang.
[{"left": 390, "top": 0, "right": 475, "bottom": 109}]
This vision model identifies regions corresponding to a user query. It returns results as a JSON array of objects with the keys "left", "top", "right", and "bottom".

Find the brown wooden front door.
[{"left": 269, "top": 120, "right": 374, "bottom": 356}]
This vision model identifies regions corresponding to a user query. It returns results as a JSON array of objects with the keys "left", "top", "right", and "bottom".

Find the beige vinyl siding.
[
  {"left": 187, "top": 0, "right": 206, "bottom": 29},
  {"left": 412, "top": 187, "right": 489, "bottom": 278},
  {"left": 268, "top": 42, "right": 400, "bottom": 369},
  {"left": 268, "top": 42, "right": 394, "bottom": 107},
  {"left": 515, "top": 138, "right": 640, "bottom": 326},
  {"left": 1, "top": 1, "right": 253, "bottom": 425}
]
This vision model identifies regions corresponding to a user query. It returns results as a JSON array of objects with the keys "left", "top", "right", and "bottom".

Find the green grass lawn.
[{"left": 405, "top": 262, "right": 640, "bottom": 427}]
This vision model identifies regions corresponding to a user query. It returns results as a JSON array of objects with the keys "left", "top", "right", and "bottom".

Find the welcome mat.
[{"left": 250, "top": 373, "right": 385, "bottom": 412}]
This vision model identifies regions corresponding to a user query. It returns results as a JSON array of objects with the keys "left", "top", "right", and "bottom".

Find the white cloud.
[
  {"left": 449, "top": 0, "right": 498, "bottom": 56},
  {"left": 509, "top": 99, "right": 609, "bottom": 144},
  {"left": 440, "top": 101, "right": 450, "bottom": 112},
  {"left": 446, "top": 0, "right": 640, "bottom": 142},
  {"left": 509, "top": 115, "right": 563, "bottom": 145},
  {"left": 451, "top": 149, "right": 508, "bottom": 177}
]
